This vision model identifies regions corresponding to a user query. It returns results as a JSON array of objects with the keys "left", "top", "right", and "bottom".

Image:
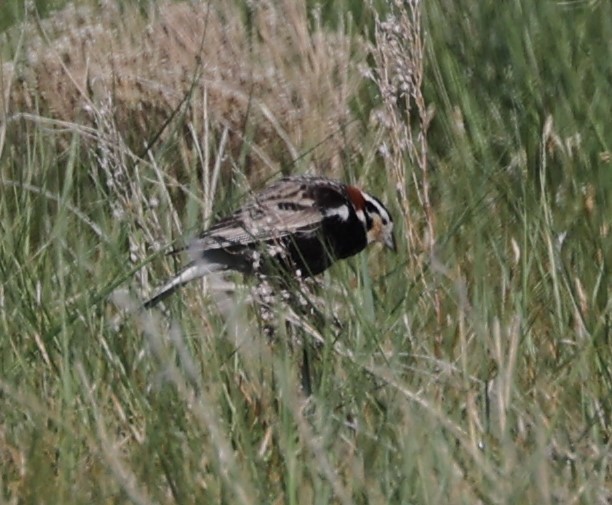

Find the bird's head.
[
  {"left": 347, "top": 186, "right": 396, "bottom": 252},
  {"left": 363, "top": 192, "right": 396, "bottom": 252}
]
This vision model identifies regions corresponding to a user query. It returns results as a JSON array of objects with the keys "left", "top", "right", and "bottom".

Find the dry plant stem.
[{"left": 371, "top": 0, "right": 442, "bottom": 348}]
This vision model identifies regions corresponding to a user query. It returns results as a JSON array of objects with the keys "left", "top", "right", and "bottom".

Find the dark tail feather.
[
  {"left": 143, "top": 261, "right": 224, "bottom": 309},
  {"left": 143, "top": 282, "right": 182, "bottom": 309}
]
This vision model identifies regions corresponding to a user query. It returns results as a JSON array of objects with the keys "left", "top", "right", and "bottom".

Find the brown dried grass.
[{"left": 1, "top": 0, "right": 363, "bottom": 183}]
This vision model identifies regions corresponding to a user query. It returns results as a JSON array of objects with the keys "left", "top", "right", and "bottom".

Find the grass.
[{"left": 1, "top": 0, "right": 610, "bottom": 503}]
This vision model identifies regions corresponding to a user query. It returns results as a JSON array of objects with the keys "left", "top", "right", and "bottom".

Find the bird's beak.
[{"left": 385, "top": 232, "right": 397, "bottom": 252}]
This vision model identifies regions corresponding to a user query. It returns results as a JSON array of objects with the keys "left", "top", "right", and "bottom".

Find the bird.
[{"left": 143, "top": 175, "right": 396, "bottom": 308}]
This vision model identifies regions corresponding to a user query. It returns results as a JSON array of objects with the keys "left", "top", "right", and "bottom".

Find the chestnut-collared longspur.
[{"left": 143, "top": 175, "right": 395, "bottom": 308}]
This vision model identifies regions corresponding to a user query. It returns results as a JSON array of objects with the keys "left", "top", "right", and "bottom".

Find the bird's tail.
[{"left": 143, "top": 261, "right": 225, "bottom": 309}]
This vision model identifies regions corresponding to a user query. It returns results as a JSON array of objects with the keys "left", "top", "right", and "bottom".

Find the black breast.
[{"left": 282, "top": 184, "right": 368, "bottom": 276}]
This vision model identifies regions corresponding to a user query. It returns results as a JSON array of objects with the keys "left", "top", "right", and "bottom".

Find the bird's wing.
[
  {"left": 189, "top": 176, "right": 352, "bottom": 253},
  {"left": 191, "top": 191, "right": 324, "bottom": 251}
]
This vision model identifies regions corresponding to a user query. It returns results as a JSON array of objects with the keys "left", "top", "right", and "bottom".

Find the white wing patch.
[{"left": 323, "top": 204, "right": 350, "bottom": 221}]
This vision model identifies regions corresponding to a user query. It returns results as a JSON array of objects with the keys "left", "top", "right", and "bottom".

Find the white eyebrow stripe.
[{"left": 363, "top": 193, "right": 391, "bottom": 223}]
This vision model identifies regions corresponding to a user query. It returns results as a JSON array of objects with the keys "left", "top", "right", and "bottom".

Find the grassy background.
[{"left": 1, "top": 0, "right": 610, "bottom": 504}]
